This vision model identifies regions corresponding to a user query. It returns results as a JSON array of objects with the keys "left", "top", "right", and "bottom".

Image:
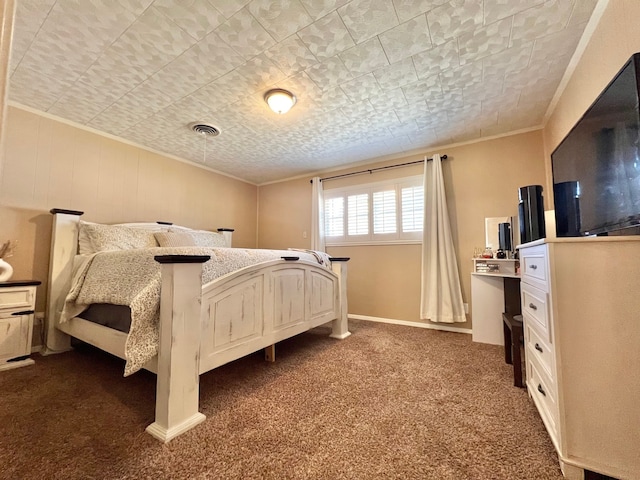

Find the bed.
[{"left": 44, "top": 209, "right": 350, "bottom": 442}]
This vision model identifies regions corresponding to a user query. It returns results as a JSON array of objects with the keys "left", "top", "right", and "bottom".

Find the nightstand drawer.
[
  {"left": 0, "top": 287, "right": 35, "bottom": 311},
  {"left": 522, "top": 283, "right": 550, "bottom": 341},
  {"left": 0, "top": 282, "right": 39, "bottom": 371},
  {"left": 0, "top": 313, "right": 31, "bottom": 362}
]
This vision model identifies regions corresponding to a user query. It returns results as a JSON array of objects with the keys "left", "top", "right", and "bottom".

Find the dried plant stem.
[{"left": 0, "top": 240, "right": 15, "bottom": 259}]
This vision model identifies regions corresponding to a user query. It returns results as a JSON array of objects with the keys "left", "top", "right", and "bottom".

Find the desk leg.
[
  {"left": 512, "top": 323, "right": 524, "bottom": 388},
  {"left": 503, "top": 320, "right": 513, "bottom": 365}
]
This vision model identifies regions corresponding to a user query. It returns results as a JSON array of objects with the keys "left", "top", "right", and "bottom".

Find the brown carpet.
[{"left": 0, "top": 320, "right": 562, "bottom": 480}]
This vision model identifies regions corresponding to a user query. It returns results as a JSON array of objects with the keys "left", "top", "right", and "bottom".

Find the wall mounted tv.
[{"left": 552, "top": 52, "right": 640, "bottom": 237}]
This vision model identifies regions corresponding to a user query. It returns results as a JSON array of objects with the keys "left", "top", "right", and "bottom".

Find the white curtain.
[
  {"left": 420, "top": 154, "right": 466, "bottom": 323},
  {"left": 311, "top": 176, "right": 325, "bottom": 251}
]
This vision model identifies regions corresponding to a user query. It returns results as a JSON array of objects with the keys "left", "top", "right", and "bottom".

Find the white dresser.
[{"left": 519, "top": 238, "right": 640, "bottom": 480}]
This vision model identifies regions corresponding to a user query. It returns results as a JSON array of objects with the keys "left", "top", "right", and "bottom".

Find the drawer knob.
[
  {"left": 529, "top": 303, "right": 538, "bottom": 311},
  {"left": 535, "top": 343, "right": 543, "bottom": 353},
  {"left": 530, "top": 264, "right": 538, "bottom": 270},
  {"left": 537, "top": 384, "right": 546, "bottom": 396},
  {"left": 11, "top": 310, "right": 35, "bottom": 316}
]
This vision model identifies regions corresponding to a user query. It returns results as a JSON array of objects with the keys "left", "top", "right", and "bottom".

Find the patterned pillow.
[
  {"left": 78, "top": 221, "right": 97, "bottom": 255},
  {"left": 187, "top": 230, "right": 227, "bottom": 248},
  {"left": 154, "top": 232, "right": 197, "bottom": 247},
  {"left": 168, "top": 228, "right": 227, "bottom": 248},
  {"left": 115, "top": 223, "right": 170, "bottom": 232},
  {"left": 78, "top": 222, "right": 158, "bottom": 254}
]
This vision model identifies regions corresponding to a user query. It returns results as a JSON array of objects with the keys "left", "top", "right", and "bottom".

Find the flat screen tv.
[{"left": 552, "top": 52, "right": 640, "bottom": 237}]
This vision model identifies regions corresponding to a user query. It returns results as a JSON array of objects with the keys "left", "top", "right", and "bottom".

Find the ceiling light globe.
[{"left": 264, "top": 89, "right": 296, "bottom": 114}]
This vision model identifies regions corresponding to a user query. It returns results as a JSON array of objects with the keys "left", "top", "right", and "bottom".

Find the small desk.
[{"left": 471, "top": 270, "right": 521, "bottom": 346}]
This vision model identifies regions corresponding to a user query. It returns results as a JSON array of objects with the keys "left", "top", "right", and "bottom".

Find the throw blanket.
[{"left": 62, "top": 247, "right": 331, "bottom": 375}]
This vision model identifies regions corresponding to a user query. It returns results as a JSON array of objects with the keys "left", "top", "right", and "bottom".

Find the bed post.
[
  {"left": 43, "top": 208, "right": 83, "bottom": 355},
  {"left": 329, "top": 258, "right": 351, "bottom": 339},
  {"left": 146, "top": 254, "right": 210, "bottom": 443},
  {"left": 217, "top": 228, "right": 234, "bottom": 247}
]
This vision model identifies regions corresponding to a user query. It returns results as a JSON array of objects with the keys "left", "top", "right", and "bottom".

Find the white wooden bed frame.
[{"left": 44, "top": 209, "right": 350, "bottom": 442}]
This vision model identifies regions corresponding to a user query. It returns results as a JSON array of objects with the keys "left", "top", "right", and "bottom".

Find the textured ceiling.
[{"left": 8, "top": 0, "right": 599, "bottom": 184}]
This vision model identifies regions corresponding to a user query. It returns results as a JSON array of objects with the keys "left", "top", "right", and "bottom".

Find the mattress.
[
  {"left": 64, "top": 246, "right": 332, "bottom": 374},
  {"left": 79, "top": 304, "right": 131, "bottom": 333}
]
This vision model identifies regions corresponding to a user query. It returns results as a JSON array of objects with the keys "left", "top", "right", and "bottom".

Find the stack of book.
[{"left": 476, "top": 262, "right": 500, "bottom": 273}]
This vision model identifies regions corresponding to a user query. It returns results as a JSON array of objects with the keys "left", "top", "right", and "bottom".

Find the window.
[{"left": 323, "top": 175, "right": 423, "bottom": 245}]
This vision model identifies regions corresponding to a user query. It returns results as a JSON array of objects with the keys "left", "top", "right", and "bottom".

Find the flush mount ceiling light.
[{"left": 264, "top": 89, "right": 297, "bottom": 114}]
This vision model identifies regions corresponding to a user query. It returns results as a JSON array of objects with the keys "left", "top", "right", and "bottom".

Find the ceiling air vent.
[{"left": 189, "top": 123, "right": 220, "bottom": 137}]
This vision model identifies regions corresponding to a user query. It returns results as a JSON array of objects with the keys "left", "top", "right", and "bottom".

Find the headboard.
[{"left": 43, "top": 209, "right": 234, "bottom": 354}]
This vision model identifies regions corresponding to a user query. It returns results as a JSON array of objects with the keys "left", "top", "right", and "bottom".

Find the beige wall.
[
  {"left": 5, "top": 0, "right": 629, "bottom": 329},
  {"left": 258, "top": 130, "right": 547, "bottom": 328},
  {"left": 0, "top": 206, "right": 50, "bottom": 311},
  {"left": 0, "top": 106, "right": 258, "bottom": 311},
  {"left": 543, "top": 0, "right": 640, "bottom": 196}
]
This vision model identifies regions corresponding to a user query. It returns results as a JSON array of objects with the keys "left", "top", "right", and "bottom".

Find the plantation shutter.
[
  {"left": 373, "top": 190, "right": 397, "bottom": 234},
  {"left": 347, "top": 193, "right": 369, "bottom": 235},
  {"left": 324, "top": 197, "right": 344, "bottom": 237},
  {"left": 402, "top": 185, "right": 424, "bottom": 233}
]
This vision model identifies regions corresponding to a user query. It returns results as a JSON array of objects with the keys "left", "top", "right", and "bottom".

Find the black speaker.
[
  {"left": 498, "top": 222, "right": 512, "bottom": 251},
  {"left": 553, "top": 181, "right": 581, "bottom": 237},
  {"left": 518, "top": 185, "right": 545, "bottom": 244}
]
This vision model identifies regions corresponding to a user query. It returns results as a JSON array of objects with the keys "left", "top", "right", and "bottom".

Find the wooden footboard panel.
[{"left": 199, "top": 261, "right": 339, "bottom": 373}]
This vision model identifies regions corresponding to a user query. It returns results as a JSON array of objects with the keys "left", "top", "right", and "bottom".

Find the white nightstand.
[{"left": 0, "top": 280, "right": 41, "bottom": 371}]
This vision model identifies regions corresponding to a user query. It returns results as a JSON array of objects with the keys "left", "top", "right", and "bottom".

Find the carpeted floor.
[{"left": 0, "top": 320, "right": 563, "bottom": 480}]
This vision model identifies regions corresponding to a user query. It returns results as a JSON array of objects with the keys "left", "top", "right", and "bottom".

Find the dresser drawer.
[
  {"left": 525, "top": 323, "right": 554, "bottom": 379},
  {"left": 520, "top": 244, "right": 549, "bottom": 291},
  {"left": 527, "top": 357, "right": 558, "bottom": 440},
  {"left": 521, "top": 283, "right": 550, "bottom": 342},
  {"left": 0, "top": 287, "right": 35, "bottom": 311}
]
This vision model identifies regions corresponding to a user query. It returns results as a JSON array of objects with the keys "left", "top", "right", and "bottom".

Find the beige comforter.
[{"left": 62, "top": 247, "right": 330, "bottom": 375}]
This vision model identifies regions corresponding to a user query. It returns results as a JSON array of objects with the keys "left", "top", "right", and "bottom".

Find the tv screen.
[{"left": 552, "top": 53, "right": 640, "bottom": 237}]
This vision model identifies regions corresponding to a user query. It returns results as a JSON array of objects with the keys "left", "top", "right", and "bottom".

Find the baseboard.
[{"left": 349, "top": 314, "right": 472, "bottom": 334}]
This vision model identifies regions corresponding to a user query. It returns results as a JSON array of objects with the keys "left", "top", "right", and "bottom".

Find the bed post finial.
[{"left": 217, "top": 228, "right": 234, "bottom": 247}]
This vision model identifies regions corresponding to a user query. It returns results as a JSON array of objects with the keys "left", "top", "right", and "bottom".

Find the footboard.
[
  {"left": 199, "top": 259, "right": 342, "bottom": 372},
  {"left": 147, "top": 255, "right": 349, "bottom": 442}
]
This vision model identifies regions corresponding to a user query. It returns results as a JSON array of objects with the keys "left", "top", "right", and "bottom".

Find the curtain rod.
[{"left": 311, "top": 155, "right": 448, "bottom": 183}]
